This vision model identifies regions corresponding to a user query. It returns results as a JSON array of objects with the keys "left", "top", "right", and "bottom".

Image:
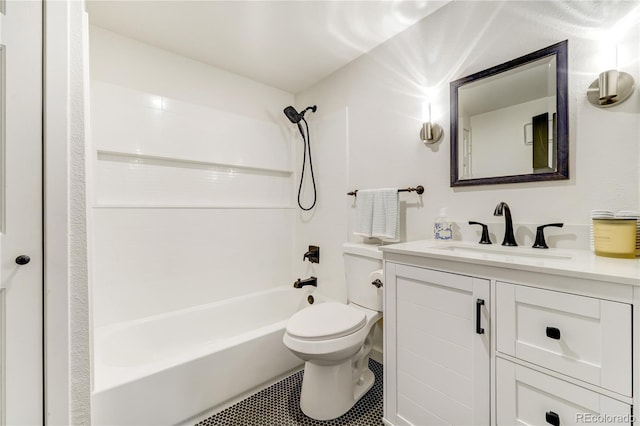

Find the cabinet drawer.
[
  {"left": 496, "top": 282, "right": 632, "bottom": 396},
  {"left": 497, "top": 358, "right": 632, "bottom": 426}
]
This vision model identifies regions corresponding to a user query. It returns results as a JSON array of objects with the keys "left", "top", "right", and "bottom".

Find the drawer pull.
[
  {"left": 476, "top": 299, "right": 485, "bottom": 335},
  {"left": 546, "top": 326, "right": 561, "bottom": 340},
  {"left": 545, "top": 411, "right": 560, "bottom": 426}
]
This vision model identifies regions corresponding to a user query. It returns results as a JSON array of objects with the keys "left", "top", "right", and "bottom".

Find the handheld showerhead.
[
  {"left": 283, "top": 104, "right": 318, "bottom": 211},
  {"left": 284, "top": 106, "right": 302, "bottom": 124},
  {"left": 283, "top": 105, "right": 317, "bottom": 124}
]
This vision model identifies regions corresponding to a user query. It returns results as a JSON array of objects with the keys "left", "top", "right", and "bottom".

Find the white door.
[{"left": 0, "top": 1, "right": 43, "bottom": 424}]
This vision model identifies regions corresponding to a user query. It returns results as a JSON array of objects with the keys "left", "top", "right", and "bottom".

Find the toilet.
[{"left": 283, "top": 242, "right": 383, "bottom": 420}]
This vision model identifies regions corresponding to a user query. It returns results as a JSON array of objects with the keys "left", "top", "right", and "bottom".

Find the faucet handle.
[
  {"left": 469, "top": 221, "right": 492, "bottom": 245},
  {"left": 303, "top": 245, "right": 320, "bottom": 264},
  {"left": 532, "top": 223, "right": 564, "bottom": 249}
]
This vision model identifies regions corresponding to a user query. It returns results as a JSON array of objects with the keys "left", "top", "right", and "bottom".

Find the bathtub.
[{"left": 92, "top": 285, "right": 324, "bottom": 425}]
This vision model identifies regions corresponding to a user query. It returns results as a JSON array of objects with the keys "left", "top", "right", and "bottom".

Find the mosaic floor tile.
[{"left": 196, "top": 359, "right": 383, "bottom": 426}]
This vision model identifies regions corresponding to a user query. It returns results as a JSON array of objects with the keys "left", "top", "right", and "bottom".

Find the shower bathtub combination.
[{"left": 92, "top": 286, "right": 322, "bottom": 425}]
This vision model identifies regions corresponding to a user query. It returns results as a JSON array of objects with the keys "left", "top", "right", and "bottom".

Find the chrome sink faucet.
[{"left": 493, "top": 202, "right": 517, "bottom": 246}]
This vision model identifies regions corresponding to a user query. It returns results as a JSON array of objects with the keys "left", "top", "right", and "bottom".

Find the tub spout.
[{"left": 294, "top": 276, "right": 317, "bottom": 288}]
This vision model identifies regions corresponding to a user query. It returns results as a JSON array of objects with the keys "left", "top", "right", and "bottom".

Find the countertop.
[{"left": 379, "top": 240, "right": 640, "bottom": 286}]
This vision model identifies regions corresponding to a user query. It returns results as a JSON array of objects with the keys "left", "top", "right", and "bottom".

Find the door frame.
[{"left": 43, "top": 1, "right": 90, "bottom": 424}]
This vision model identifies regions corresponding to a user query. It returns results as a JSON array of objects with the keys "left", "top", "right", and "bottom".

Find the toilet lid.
[{"left": 286, "top": 302, "right": 367, "bottom": 340}]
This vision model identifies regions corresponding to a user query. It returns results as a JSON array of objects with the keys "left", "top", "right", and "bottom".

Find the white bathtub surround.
[
  {"left": 89, "top": 27, "right": 296, "bottom": 329},
  {"left": 91, "top": 208, "right": 295, "bottom": 326},
  {"left": 92, "top": 286, "right": 328, "bottom": 425},
  {"left": 90, "top": 81, "right": 293, "bottom": 208}
]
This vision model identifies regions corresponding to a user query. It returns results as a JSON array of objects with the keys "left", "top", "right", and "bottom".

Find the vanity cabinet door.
[
  {"left": 497, "top": 358, "right": 632, "bottom": 426},
  {"left": 384, "top": 263, "right": 490, "bottom": 426},
  {"left": 496, "top": 282, "right": 632, "bottom": 397}
]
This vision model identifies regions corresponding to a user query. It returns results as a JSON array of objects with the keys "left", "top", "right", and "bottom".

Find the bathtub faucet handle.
[
  {"left": 293, "top": 276, "right": 318, "bottom": 288},
  {"left": 302, "top": 245, "right": 320, "bottom": 264}
]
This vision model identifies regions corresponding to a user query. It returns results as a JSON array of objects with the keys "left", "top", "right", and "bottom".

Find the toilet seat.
[{"left": 286, "top": 302, "right": 366, "bottom": 341}]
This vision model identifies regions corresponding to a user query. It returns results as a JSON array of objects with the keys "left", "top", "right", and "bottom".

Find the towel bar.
[{"left": 347, "top": 185, "right": 424, "bottom": 197}]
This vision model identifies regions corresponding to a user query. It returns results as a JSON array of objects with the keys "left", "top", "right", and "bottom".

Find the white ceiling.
[{"left": 86, "top": 0, "right": 450, "bottom": 94}]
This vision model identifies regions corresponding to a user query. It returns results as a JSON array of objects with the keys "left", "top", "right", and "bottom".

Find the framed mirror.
[{"left": 450, "top": 40, "right": 568, "bottom": 187}]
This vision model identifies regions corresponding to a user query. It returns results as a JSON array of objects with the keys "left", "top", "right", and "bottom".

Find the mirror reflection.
[{"left": 450, "top": 41, "right": 568, "bottom": 186}]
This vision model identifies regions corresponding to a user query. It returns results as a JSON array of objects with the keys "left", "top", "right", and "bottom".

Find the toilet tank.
[{"left": 343, "top": 242, "right": 383, "bottom": 311}]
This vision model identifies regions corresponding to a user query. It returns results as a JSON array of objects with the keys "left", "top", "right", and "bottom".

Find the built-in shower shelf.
[{"left": 97, "top": 150, "right": 294, "bottom": 176}]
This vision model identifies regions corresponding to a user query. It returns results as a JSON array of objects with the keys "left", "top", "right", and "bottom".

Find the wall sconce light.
[
  {"left": 420, "top": 103, "right": 443, "bottom": 144},
  {"left": 587, "top": 69, "right": 635, "bottom": 108}
]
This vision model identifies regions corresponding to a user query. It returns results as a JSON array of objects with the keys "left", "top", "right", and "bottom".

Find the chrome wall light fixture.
[
  {"left": 587, "top": 69, "right": 635, "bottom": 108},
  {"left": 420, "top": 103, "right": 443, "bottom": 144}
]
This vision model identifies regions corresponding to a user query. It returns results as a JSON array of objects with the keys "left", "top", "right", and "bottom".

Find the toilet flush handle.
[{"left": 371, "top": 279, "right": 383, "bottom": 288}]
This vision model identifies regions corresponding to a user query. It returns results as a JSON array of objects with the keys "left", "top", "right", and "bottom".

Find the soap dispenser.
[{"left": 434, "top": 208, "right": 453, "bottom": 240}]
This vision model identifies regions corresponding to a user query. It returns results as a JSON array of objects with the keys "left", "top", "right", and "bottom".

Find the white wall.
[
  {"left": 89, "top": 27, "right": 296, "bottom": 327},
  {"left": 294, "top": 1, "right": 640, "bottom": 301}
]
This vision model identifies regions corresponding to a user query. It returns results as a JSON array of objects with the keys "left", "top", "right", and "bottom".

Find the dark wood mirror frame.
[{"left": 450, "top": 40, "right": 568, "bottom": 187}]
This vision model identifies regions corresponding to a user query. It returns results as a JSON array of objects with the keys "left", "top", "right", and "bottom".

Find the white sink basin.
[{"left": 435, "top": 243, "right": 573, "bottom": 261}]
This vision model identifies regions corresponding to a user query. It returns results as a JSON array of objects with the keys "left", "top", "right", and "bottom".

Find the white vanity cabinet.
[
  {"left": 383, "top": 262, "right": 491, "bottom": 425},
  {"left": 381, "top": 241, "right": 639, "bottom": 426}
]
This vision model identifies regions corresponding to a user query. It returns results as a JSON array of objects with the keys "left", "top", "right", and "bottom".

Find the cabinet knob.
[
  {"left": 546, "top": 326, "right": 561, "bottom": 340},
  {"left": 15, "top": 255, "right": 30, "bottom": 265},
  {"left": 545, "top": 411, "right": 560, "bottom": 426}
]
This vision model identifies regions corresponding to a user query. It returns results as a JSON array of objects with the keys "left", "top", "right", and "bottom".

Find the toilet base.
[
  {"left": 299, "top": 358, "right": 375, "bottom": 420},
  {"left": 353, "top": 367, "right": 375, "bottom": 402}
]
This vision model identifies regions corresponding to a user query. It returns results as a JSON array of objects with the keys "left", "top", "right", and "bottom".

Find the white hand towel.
[
  {"left": 353, "top": 189, "right": 375, "bottom": 237},
  {"left": 371, "top": 189, "right": 399, "bottom": 241}
]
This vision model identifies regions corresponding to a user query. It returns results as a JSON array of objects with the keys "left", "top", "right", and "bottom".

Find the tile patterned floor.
[{"left": 196, "top": 359, "right": 383, "bottom": 426}]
